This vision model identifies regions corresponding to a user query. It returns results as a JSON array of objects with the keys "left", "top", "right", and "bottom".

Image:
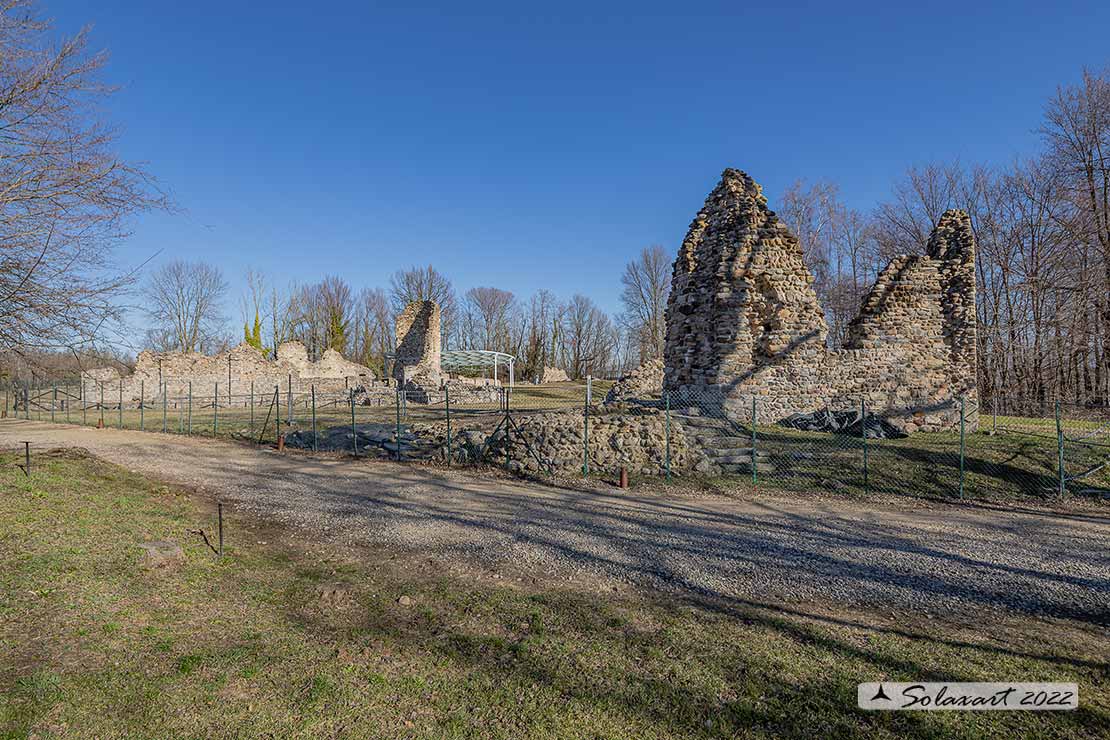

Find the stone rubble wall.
[
  {"left": 604, "top": 358, "right": 664, "bottom": 404},
  {"left": 81, "top": 341, "right": 377, "bottom": 402},
  {"left": 489, "top": 406, "right": 701, "bottom": 476},
  {"left": 663, "top": 169, "right": 978, "bottom": 433}
]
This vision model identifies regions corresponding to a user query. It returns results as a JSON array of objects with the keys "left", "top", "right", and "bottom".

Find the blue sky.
[{"left": 46, "top": 0, "right": 1110, "bottom": 320}]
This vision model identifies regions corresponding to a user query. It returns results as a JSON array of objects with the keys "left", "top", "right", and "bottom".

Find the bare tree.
[
  {"left": 780, "top": 180, "right": 843, "bottom": 296},
  {"left": 267, "top": 282, "right": 299, "bottom": 355},
  {"left": 461, "top": 286, "right": 515, "bottom": 350},
  {"left": 518, "top": 289, "right": 557, "bottom": 380},
  {"left": 870, "top": 163, "right": 964, "bottom": 259},
  {"left": 389, "top": 265, "right": 457, "bottom": 347},
  {"left": 143, "top": 261, "right": 228, "bottom": 354},
  {"left": 0, "top": 1, "right": 166, "bottom": 358},
  {"left": 351, "top": 287, "right": 392, "bottom": 375},
  {"left": 317, "top": 275, "right": 352, "bottom": 353},
  {"left": 1041, "top": 67, "right": 1110, "bottom": 401},
  {"left": 618, "top": 245, "right": 671, "bottom": 362},
  {"left": 560, "top": 294, "right": 614, "bottom": 379},
  {"left": 822, "top": 209, "right": 875, "bottom": 345}
]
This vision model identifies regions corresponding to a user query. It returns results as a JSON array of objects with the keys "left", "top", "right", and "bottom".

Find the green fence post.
[
  {"left": 958, "top": 396, "right": 967, "bottom": 499},
  {"left": 213, "top": 382, "right": 219, "bottom": 436},
  {"left": 311, "top": 385, "right": 317, "bottom": 452},
  {"left": 751, "top": 396, "right": 758, "bottom": 487},
  {"left": 1056, "top": 400, "right": 1066, "bottom": 495},
  {"left": 445, "top": 385, "right": 451, "bottom": 467},
  {"left": 665, "top": 391, "right": 671, "bottom": 482},
  {"left": 350, "top": 388, "right": 358, "bottom": 455},
  {"left": 395, "top": 387, "right": 402, "bottom": 461},
  {"left": 503, "top": 387, "right": 511, "bottom": 472},
  {"left": 861, "top": 398, "right": 869, "bottom": 494},
  {"left": 582, "top": 375, "right": 591, "bottom": 477},
  {"left": 52, "top": 385, "right": 56, "bottom": 423}
]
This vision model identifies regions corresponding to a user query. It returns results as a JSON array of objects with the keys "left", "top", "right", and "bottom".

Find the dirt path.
[{"left": 4, "top": 419, "right": 1108, "bottom": 624}]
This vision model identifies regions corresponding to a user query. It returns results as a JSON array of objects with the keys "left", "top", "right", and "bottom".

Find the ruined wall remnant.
[
  {"left": 538, "top": 366, "right": 570, "bottom": 384},
  {"left": 604, "top": 358, "right": 664, "bottom": 404},
  {"left": 393, "top": 300, "right": 442, "bottom": 388},
  {"left": 81, "top": 341, "right": 376, "bottom": 401},
  {"left": 663, "top": 168, "right": 978, "bottom": 433}
]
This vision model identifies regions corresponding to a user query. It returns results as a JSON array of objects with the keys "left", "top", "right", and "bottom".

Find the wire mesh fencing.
[{"left": 6, "top": 376, "right": 1108, "bottom": 503}]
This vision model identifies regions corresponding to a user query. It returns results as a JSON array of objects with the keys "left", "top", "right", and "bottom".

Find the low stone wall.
[{"left": 489, "top": 406, "right": 699, "bottom": 476}]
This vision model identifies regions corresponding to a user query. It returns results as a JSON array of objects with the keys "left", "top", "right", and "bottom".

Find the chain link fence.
[{"left": 5, "top": 376, "right": 1108, "bottom": 502}]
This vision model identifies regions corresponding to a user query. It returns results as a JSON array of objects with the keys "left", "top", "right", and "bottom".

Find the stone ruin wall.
[
  {"left": 81, "top": 341, "right": 378, "bottom": 402},
  {"left": 604, "top": 358, "right": 664, "bottom": 404},
  {"left": 388, "top": 300, "right": 502, "bottom": 403},
  {"left": 538, "top": 366, "right": 570, "bottom": 384},
  {"left": 664, "top": 169, "right": 978, "bottom": 433},
  {"left": 492, "top": 406, "right": 699, "bottom": 477},
  {"left": 393, "top": 300, "right": 443, "bottom": 388}
]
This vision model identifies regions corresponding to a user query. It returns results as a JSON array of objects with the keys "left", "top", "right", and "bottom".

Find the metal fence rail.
[{"left": 6, "top": 377, "right": 1108, "bottom": 502}]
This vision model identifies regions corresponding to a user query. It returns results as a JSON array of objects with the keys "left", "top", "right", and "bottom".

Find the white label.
[{"left": 858, "top": 683, "right": 1078, "bottom": 711}]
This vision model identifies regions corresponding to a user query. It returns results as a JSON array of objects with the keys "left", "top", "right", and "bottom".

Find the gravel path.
[{"left": 4, "top": 420, "right": 1108, "bottom": 623}]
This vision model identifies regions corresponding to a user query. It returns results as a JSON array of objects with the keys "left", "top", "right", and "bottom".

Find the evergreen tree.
[
  {"left": 326, "top": 308, "right": 347, "bottom": 353},
  {"left": 244, "top": 311, "right": 266, "bottom": 356}
]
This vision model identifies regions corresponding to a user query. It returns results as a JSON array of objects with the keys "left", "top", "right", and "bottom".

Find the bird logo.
[{"left": 871, "top": 684, "right": 892, "bottom": 702}]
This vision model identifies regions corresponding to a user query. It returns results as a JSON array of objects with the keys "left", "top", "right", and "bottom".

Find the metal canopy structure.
[{"left": 440, "top": 350, "right": 515, "bottom": 387}]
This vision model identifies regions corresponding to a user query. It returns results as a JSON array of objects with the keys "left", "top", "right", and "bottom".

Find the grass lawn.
[
  {"left": 1, "top": 448, "right": 1108, "bottom": 738},
  {"left": 705, "top": 420, "right": 1110, "bottom": 503}
]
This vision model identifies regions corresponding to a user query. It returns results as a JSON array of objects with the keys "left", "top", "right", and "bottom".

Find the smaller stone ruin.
[
  {"left": 604, "top": 358, "right": 664, "bottom": 404},
  {"left": 390, "top": 300, "right": 501, "bottom": 404},
  {"left": 538, "top": 366, "right": 570, "bottom": 383}
]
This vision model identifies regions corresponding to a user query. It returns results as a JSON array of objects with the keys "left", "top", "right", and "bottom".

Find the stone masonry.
[
  {"left": 393, "top": 300, "right": 443, "bottom": 388},
  {"left": 82, "top": 341, "right": 375, "bottom": 402},
  {"left": 604, "top": 358, "right": 664, "bottom": 404},
  {"left": 663, "top": 168, "right": 978, "bottom": 433}
]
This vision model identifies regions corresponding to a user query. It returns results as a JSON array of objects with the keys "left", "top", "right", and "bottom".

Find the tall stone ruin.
[
  {"left": 663, "top": 168, "right": 977, "bottom": 432},
  {"left": 393, "top": 300, "right": 443, "bottom": 389}
]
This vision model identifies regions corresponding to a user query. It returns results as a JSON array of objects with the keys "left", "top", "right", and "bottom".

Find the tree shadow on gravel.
[{"left": 215, "top": 461, "right": 1110, "bottom": 628}]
